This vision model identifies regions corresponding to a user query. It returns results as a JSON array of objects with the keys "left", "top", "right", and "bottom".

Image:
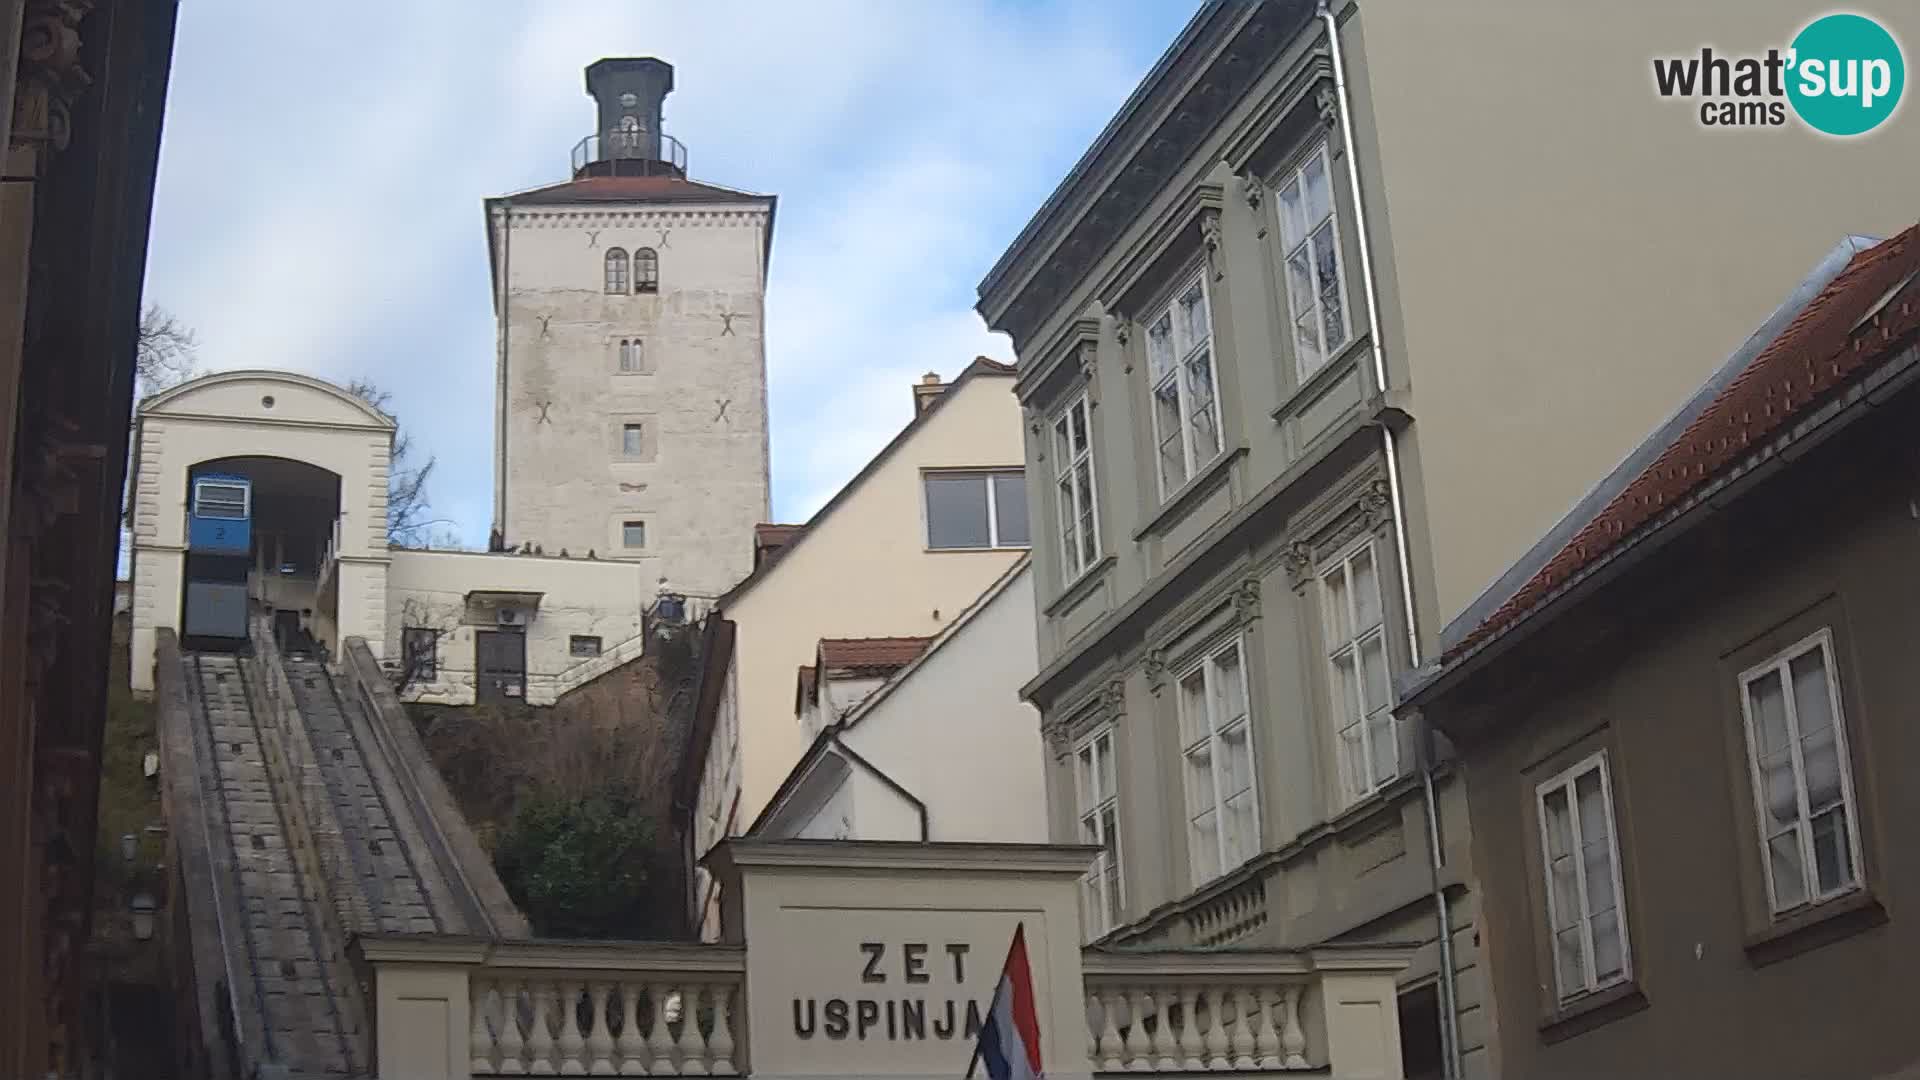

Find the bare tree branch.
[
  {"left": 344, "top": 376, "right": 443, "bottom": 548},
  {"left": 136, "top": 304, "right": 199, "bottom": 397}
]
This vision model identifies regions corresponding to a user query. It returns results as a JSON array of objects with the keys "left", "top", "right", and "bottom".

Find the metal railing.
[{"left": 571, "top": 128, "right": 689, "bottom": 177}]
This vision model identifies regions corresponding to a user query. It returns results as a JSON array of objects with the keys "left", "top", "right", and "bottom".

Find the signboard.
[{"left": 710, "top": 840, "right": 1096, "bottom": 1080}]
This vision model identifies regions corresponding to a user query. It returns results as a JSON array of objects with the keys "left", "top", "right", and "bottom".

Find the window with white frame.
[
  {"left": 1321, "top": 539, "right": 1397, "bottom": 803},
  {"left": 604, "top": 248, "right": 629, "bottom": 294},
  {"left": 1145, "top": 272, "right": 1223, "bottom": 497},
  {"left": 923, "top": 470, "right": 1029, "bottom": 550},
  {"left": 1535, "top": 752, "right": 1631, "bottom": 1003},
  {"left": 1052, "top": 394, "right": 1099, "bottom": 580},
  {"left": 1738, "top": 630, "right": 1864, "bottom": 915},
  {"left": 1075, "top": 725, "right": 1123, "bottom": 940},
  {"left": 1276, "top": 142, "right": 1352, "bottom": 379},
  {"left": 1176, "top": 638, "right": 1258, "bottom": 885}
]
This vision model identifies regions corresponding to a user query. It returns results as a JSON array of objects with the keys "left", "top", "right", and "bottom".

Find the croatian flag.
[{"left": 974, "top": 923, "right": 1044, "bottom": 1080}]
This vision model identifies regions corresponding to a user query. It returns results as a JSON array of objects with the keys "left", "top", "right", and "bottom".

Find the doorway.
[{"left": 475, "top": 628, "right": 527, "bottom": 704}]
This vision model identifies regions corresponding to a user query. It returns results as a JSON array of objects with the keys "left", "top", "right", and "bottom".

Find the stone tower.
[{"left": 486, "top": 58, "right": 774, "bottom": 599}]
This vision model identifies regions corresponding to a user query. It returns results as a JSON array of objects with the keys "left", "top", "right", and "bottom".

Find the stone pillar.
[
  {"left": 1315, "top": 962, "right": 1406, "bottom": 1080},
  {"left": 360, "top": 938, "right": 488, "bottom": 1080}
]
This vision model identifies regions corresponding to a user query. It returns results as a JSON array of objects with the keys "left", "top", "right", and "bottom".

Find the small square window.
[
  {"left": 570, "top": 635, "right": 603, "bottom": 658},
  {"left": 622, "top": 520, "right": 646, "bottom": 549},
  {"left": 623, "top": 423, "right": 644, "bottom": 457}
]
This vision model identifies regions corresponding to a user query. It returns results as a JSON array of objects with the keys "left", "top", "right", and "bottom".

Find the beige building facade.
[
  {"left": 686, "top": 361, "right": 1029, "bottom": 937},
  {"left": 488, "top": 58, "right": 774, "bottom": 600}
]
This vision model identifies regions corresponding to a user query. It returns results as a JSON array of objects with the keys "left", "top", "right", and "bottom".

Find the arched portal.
[{"left": 127, "top": 369, "right": 396, "bottom": 693}]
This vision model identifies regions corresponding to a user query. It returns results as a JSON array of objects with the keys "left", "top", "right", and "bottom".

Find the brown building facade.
[{"left": 1406, "top": 227, "right": 1920, "bottom": 1079}]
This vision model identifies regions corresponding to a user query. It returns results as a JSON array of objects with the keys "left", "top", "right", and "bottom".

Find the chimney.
[
  {"left": 912, "top": 372, "right": 946, "bottom": 415},
  {"left": 584, "top": 57, "right": 675, "bottom": 169}
]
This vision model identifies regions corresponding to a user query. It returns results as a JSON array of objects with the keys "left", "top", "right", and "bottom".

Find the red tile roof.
[
  {"left": 1447, "top": 223, "right": 1920, "bottom": 663},
  {"left": 506, "top": 174, "right": 769, "bottom": 206},
  {"left": 817, "top": 636, "right": 934, "bottom": 674}
]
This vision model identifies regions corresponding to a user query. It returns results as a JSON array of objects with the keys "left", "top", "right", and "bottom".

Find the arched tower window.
[
  {"left": 619, "top": 339, "right": 643, "bottom": 373},
  {"left": 635, "top": 247, "right": 659, "bottom": 294},
  {"left": 605, "top": 248, "right": 629, "bottom": 294}
]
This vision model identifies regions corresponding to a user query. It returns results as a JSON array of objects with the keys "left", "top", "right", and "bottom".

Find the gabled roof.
[
  {"left": 717, "top": 356, "right": 1017, "bottom": 606},
  {"left": 817, "top": 636, "right": 932, "bottom": 675},
  {"left": 1440, "top": 223, "right": 1920, "bottom": 668}
]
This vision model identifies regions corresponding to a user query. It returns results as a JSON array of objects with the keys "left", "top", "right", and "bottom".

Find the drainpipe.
[
  {"left": 1317, "top": 3, "right": 1463, "bottom": 1077},
  {"left": 494, "top": 198, "right": 512, "bottom": 546}
]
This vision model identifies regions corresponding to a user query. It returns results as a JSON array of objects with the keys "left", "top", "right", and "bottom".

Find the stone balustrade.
[
  {"left": 356, "top": 937, "right": 745, "bottom": 1080},
  {"left": 1081, "top": 947, "right": 1412, "bottom": 1075}
]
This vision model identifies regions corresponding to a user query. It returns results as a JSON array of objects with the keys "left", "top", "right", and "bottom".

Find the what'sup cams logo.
[{"left": 1653, "top": 12, "right": 1905, "bottom": 135}]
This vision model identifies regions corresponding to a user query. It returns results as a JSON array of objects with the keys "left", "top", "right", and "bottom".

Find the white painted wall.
[
  {"left": 492, "top": 197, "right": 772, "bottom": 600},
  {"left": 780, "top": 564, "right": 1047, "bottom": 845},
  {"left": 385, "top": 548, "right": 651, "bottom": 707},
  {"left": 694, "top": 369, "right": 1026, "bottom": 853},
  {"left": 128, "top": 371, "right": 394, "bottom": 693}
]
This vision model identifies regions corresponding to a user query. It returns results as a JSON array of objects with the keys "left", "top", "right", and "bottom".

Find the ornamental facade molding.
[
  {"left": 13, "top": 0, "right": 96, "bottom": 160},
  {"left": 499, "top": 207, "right": 771, "bottom": 230}
]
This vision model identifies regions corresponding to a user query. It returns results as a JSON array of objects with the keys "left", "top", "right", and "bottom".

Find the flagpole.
[{"left": 964, "top": 922, "right": 1025, "bottom": 1080}]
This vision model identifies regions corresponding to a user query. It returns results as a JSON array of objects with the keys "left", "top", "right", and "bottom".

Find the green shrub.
[{"left": 493, "top": 787, "right": 666, "bottom": 939}]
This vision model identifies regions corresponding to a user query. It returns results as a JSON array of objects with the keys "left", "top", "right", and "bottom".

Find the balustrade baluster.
[
  {"left": 587, "top": 982, "right": 616, "bottom": 1075},
  {"left": 473, "top": 979, "right": 498, "bottom": 1075},
  {"left": 559, "top": 980, "right": 588, "bottom": 1074},
  {"left": 648, "top": 984, "right": 677, "bottom": 1074},
  {"left": 498, "top": 979, "right": 528, "bottom": 1075},
  {"left": 677, "top": 984, "right": 710, "bottom": 1075},
  {"left": 1150, "top": 988, "right": 1178, "bottom": 1071},
  {"left": 1203, "top": 987, "right": 1230, "bottom": 1069},
  {"left": 1112, "top": 990, "right": 1143, "bottom": 1072},
  {"left": 1279, "top": 986, "right": 1308, "bottom": 1069},
  {"left": 1178, "top": 987, "right": 1204, "bottom": 1070},
  {"left": 708, "top": 983, "right": 737, "bottom": 1075},
  {"left": 616, "top": 981, "right": 647, "bottom": 1076},
  {"left": 1251, "top": 987, "right": 1280, "bottom": 1070},
  {"left": 1088, "top": 991, "right": 1115, "bottom": 1071},
  {"left": 1229, "top": 988, "right": 1257, "bottom": 1069},
  {"left": 529, "top": 982, "right": 558, "bottom": 1075}
]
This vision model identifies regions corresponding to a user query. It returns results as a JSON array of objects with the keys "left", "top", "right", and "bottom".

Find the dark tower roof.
[{"left": 575, "top": 57, "right": 685, "bottom": 178}]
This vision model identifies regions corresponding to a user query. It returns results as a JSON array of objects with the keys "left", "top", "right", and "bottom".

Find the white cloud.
[{"left": 145, "top": 0, "right": 1198, "bottom": 544}]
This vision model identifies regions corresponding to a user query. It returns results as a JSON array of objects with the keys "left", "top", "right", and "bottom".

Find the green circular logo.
[{"left": 1787, "top": 13, "right": 1905, "bottom": 136}]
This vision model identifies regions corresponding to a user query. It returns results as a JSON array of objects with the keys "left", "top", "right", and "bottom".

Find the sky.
[{"left": 143, "top": 0, "right": 1201, "bottom": 547}]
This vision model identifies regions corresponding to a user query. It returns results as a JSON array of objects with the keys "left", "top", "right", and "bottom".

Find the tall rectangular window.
[
  {"left": 1177, "top": 638, "right": 1258, "bottom": 886},
  {"left": 1075, "top": 726, "right": 1123, "bottom": 940},
  {"left": 618, "top": 338, "right": 643, "bottom": 373},
  {"left": 622, "top": 423, "right": 644, "bottom": 457},
  {"left": 1276, "top": 142, "right": 1352, "bottom": 379},
  {"left": 1536, "top": 752, "right": 1630, "bottom": 1003},
  {"left": 1146, "top": 272, "right": 1223, "bottom": 497},
  {"left": 622, "top": 520, "right": 646, "bottom": 549},
  {"left": 1322, "top": 540, "right": 1397, "bottom": 804},
  {"left": 924, "top": 470, "right": 1029, "bottom": 550},
  {"left": 1052, "top": 394, "right": 1099, "bottom": 581},
  {"left": 1738, "top": 630, "right": 1864, "bottom": 915}
]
